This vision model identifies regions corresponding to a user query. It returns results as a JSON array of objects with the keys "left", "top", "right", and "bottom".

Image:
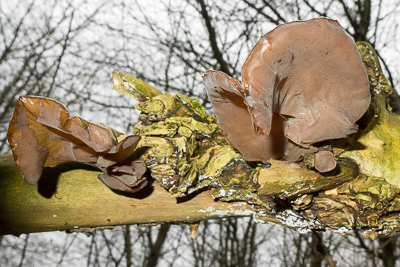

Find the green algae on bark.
[
  {"left": 343, "top": 42, "right": 400, "bottom": 188},
  {"left": 113, "top": 71, "right": 162, "bottom": 101},
  {"left": 257, "top": 159, "right": 358, "bottom": 200},
  {"left": 108, "top": 72, "right": 355, "bottom": 233}
]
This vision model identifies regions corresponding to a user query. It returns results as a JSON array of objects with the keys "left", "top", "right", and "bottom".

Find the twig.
[{"left": 312, "top": 231, "right": 337, "bottom": 267}]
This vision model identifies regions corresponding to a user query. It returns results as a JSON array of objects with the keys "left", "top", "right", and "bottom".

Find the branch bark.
[{"left": 0, "top": 154, "right": 254, "bottom": 236}]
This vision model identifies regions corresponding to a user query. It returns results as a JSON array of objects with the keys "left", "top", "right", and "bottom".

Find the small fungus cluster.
[
  {"left": 7, "top": 96, "right": 147, "bottom": 193},
  {"left": 203, "top": 18, "right": 371, "bottom": 172}
]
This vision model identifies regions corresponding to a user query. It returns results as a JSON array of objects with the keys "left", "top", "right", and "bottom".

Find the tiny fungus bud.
[{"left": 314, "top": 150, "right": 337, "bottom": 173}]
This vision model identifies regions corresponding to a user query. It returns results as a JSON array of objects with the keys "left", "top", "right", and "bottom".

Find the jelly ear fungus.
[{"left": 204, "top": 18, "right": 371, "bottom": 172}]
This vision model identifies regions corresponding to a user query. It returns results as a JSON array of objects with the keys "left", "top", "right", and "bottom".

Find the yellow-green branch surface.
[{"left": 0, "top": 154, "right": 255, "bottom": 236}]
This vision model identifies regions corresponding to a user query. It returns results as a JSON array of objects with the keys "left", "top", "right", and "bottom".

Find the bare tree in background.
[
  {"left": 82, "top": 224, "right": 173, "bottom": 267},
  {"left": 1, "top": 0, "right": 400, "bottom": 266},
  {"left": 187, "top": 218, "right": 273, "bottom": 267},
  {"left": 0, "top": 0, "right": 110, "bottom": 153},
  {"left": 100, "top": 0, "right": 399, "bottom": 97}
]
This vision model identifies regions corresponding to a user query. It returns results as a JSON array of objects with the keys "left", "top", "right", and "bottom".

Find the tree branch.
[
  {"left": 196, "top": 0, "right": 232, "bottom": 76},
  {"left": 144, "top": 224, "right": 171, "bottom": 267},
  {"left": 0, "top": 154, "right": 254, "bottom": 236},
  {"left": 312, "top": 231, "right": 337, "bottom": 267}
]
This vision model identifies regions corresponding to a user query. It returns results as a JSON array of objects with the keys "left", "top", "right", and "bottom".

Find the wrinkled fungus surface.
[
  {"left": 203, "top": 70, "right": 314, "bottom": 162},
  {"left": 204, "top": 18, "right": 370, "bottom": 163},
  {"left": 8, "top": 96, "right": 146, "bottom": 193}
]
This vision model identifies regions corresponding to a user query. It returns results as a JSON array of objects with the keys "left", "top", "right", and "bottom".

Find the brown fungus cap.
[
  {"left": 314, "top": 150, "right": 337, "bottom": 173},
  {"left": 203, "top": 70, "right": 270, "bottom": 161},
  {"left": 203, "top": 70, "right": 316, "bottom": 162},
  {"left": 7, "top": 96, "right": 147, "bottom": 193},
  {"left": 242, "top": 18, "right": 370, "bottom": 147},
  {"left": 204, "top": 18, "right": 370, "bottom": 163}
]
